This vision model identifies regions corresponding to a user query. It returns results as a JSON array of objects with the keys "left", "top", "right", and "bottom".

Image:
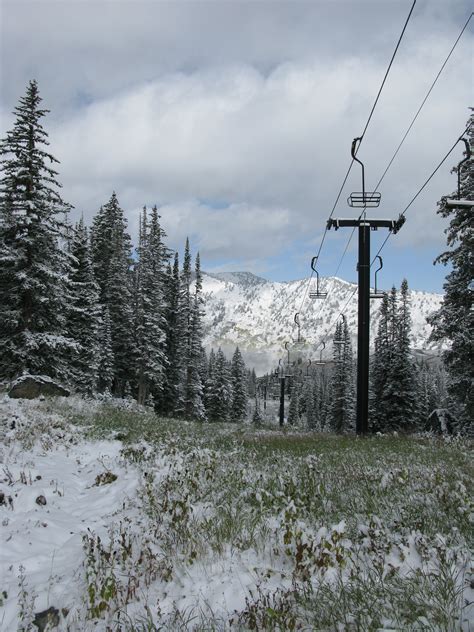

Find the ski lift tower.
[{"left": 327, "top": 137, "right": 405, "bottom": 435}]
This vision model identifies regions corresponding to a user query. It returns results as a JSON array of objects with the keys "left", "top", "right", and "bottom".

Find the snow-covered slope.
[{"left": 201, "top": 272, "right": 443, "bottom": 371}]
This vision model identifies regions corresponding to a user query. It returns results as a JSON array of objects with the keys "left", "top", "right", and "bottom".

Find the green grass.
[{"left": 38, "top": 398, "right": 474, "bottom": 630}]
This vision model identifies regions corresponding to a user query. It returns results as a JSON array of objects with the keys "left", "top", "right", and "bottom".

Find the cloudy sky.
[{"left": 1, "top": 0, "right": 472, "bottom": 292}]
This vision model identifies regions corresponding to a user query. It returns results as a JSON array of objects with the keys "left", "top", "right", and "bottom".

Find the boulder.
[{"left": 8, "top": 375, "right": 70, "bottom": 400}]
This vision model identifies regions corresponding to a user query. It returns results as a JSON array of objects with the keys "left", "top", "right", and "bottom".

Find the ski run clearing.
[{"left": 0, "top": 396, "right": 472, "bottom": 631}]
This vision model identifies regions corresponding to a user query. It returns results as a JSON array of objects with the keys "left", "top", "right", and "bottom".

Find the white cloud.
[{"left": 1, "top": 0, "right": 472, "bottom": 281}]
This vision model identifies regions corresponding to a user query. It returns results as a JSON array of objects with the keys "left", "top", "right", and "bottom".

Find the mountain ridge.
[{"left": 200, "top": 271, "right": 444, "bottom": 373}]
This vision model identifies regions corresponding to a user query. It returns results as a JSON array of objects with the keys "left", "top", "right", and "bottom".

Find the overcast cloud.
[{"left": 0, "top": 0, "right": 472, "bottom": 290}]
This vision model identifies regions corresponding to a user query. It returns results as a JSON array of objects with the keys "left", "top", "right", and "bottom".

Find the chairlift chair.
[
  {"left": 313, "top": 341, "right": 327, "bottom": 365},
  {"left": 347, "top": 137, "right": 381, "bottom": 208},
  {"left": 293, "top": 313, "right": 305, "bottom": 346},
  {"left": 333, "top": 315, "right": 346, "bottom": 346},
  {"left": 309, "top": 257, "right": 328, "bottom": 299},
  {"left": 370, "top": 256, "right": 385, "bottom": 299},
  {"left": 446, "top": 138, "right": 473, "bottom": 209},
  {"left": 303, "top": 359, "right": 313, "bottom": 378}
]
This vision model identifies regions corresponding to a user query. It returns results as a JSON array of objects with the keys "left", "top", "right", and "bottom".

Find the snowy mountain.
[{"left": 200, "top": 272, "right": 444, "bottom": 373}]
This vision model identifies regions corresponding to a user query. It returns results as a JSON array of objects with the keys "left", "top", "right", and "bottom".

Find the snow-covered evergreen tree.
[
  {"left": 0, "top": 80, "right": 75, "bottom": 381},
  {"left": 67, "top": 218, "right": 101, "bottom": 393},
  {"left": 160, "top": 252, "right": 181, "bottom": 415},
  {"left": 207, "top": 347, "right": 233, "bottom": 422},
  {"left": 370, "top": 293, "right": 391, "bottom": 432},
  {"left": 90, "top": 193, "right": 135, "bottom": 396},
  {"left": 204, "top": 348, "right": 216, "bottom": 414},
  {"left": 428, "top": 112, "right": 473, "bottom": 434},
  {"left": 184, "top": 253, "right": 206, "bottom": 421},
  {"left": 134, "top": 206, "right": 168, "bottom": 405},
  {"left": 230, "top": 346, "right": 248, "bottom": 422},
  {"left": 97, "top": 305, "right": 114, "bottom": 394},
  {"left": 385, "top": 279, "right": 417, "bottom": 431},
  {"left": 329, "top": 318, "right": 355, "bottom": 433},
  {"left": 175, "top": 238, "right": 192, "bottom": 415},
  {"left": 288, "top": 381, "right": 300, "bottom": 425}
]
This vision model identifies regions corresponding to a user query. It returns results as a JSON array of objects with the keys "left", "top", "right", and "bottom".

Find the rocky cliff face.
[{"left": 200, "top": 271, "right": 443, "bottom": 373}]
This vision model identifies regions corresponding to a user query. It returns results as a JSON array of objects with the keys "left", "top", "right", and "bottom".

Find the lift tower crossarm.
[
  {"left": 327, "top": 218, "right": 405, "bottom": 232},
  {"left": 327, "top": 215, "right": 404, "bottom": 434}
]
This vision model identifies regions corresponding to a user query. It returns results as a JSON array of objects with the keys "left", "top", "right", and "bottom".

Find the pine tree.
[
  {"left": 0, "top": 80, "right": 75, "bottom": 381},
  {"left": 175, "top": 238, "right": 192, "bottom": 415},
  {"left": 160, "top": 253, "right": 181, "bottom": 415},
  {"left": 204, "top": 348, "right": 216, "bottom": 414},
  {"left": 90, "top": 193, "right": 135, "bottom": 396},
  {"left": 134, "top": 206, "right": 168, "bottom": 405},
  {"left": 252, "top": 394, "right": 264, "bottom": 425},
  {"left": 370, "top": 292, "right": 391, "bottom": 432},
  {"left": 428, "top": 112, "right": 473, "bottom": 434},
  {"left": 67, "top": 218, "right": 101, "bottom": 393},
  {"left": 329, "top": 318, "right": 355, "bottom": 433},
  {"left": 230, "top": 347, "right": 248, "bottom": 422},
  {"left": 385, "top": 279, "right": 417, "bottom": 431},
  {"left": 184, "top": 253, "right": 206, "bottom": 421},
  {"left": 288, "top": 381, "right": 300, "bottom": 425},
  {"left": 301, "top": 376, "right": 315, "bottom": 429},
  {"left": 97, "top": 305, "right": 114, "bottom": 393},
  {"left": 207, "top": 348, "right": 233, "bottom": 422}
]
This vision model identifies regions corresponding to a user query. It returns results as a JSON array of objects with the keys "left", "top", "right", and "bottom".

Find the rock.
[
  {"left": 33, "top": 606, "right": 60, "bottom": 631},
  {"left": 35, "top": 495, "right": 47, "bottom": 506},
  {"left": 8, "top": 375, "right": 70, "bottom": 400}
]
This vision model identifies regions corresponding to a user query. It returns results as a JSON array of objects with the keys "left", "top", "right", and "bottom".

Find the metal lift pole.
[
  {"left": 327, "top": 217, "right": 405, "bottom": 434},
  {"left": 357, "top": 222, "right": 370, "bottom": 434},
  {"left": 279, "top": 377, "right": 285, "bottom": 427}
]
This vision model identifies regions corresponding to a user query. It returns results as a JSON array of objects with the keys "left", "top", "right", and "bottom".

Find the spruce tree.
[
  {"left": 184, "top": 253, "right": 206, "bottom": 421},
  {"left": 384, "top": 279, "right": 417, "bottom": 431},
  {"left": 90, "top": 193, "right": 135, "bottom": 396},
  {"left": 288, "top": 381, "right": 301, "bottom": 425},
  {"left": 329, "top": 318, "right": 355, "bottom": 433},
  {"left": 370, "top": 293, "right": 391, "bottom": 432},
  {"left": 68, "top": 218, "right": 101, "bottom": 393},
  {"left": 428, "top": 112, "right": 473, "bottom": 434},
  {"left": 134, "top": 206, "right": 168, "bottom": 405},
  {"left": 175, "top": 238, "right": 192, "bottom": 415},
  {"left": 161, "top": 253, "right": 181, "bottom": 415},
  {"left": 207, "top": 347, "right": 233, "bottom": 422},
  {"left": 0, "top": 80, "right": 75, "bottom": 381},
  {"left": 97, "top": 305, "right": 114, "bottom": 394},
  {"left": 230, "top": 346, "right": 248, "bottom": 422}
]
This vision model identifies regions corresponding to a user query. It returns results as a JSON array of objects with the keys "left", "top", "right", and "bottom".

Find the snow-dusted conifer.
[
  {"left": 329, "top": 318, "right": 355, "bottom": 433},
  {"left": 207, "top": 348, "right": 233, "bottom": 422},
  {"left": 385, "top": 279, "right": 417, "bottom": 430},
  {"left": 0, "top": 80, "right": 75, "bottom": 381},
  {"left": 175, "top": 238, "right": 192, "bottom": 415},
  {"left": 288, "top": 382, "right": 300, "bottom": 425},
  {"left": 370, "top": 292, "right": 391, "bottom": 431},
  {"left": 160, "top": 253, "right": 181, "bottom": 415},
  {"left": 67, "top": 218, "right": 101, "bottom": 393},
  {"left": 184, "top": 253, "right": 206, "bottom": 421},
  {"left": 90, "top": 193, "right": 135, "bottom": 395},
  {"left": 97, "top": 305, "right": 114, "bottom": 393},
  {"left": 230, "top": 346, "right": 248, "bottom": 422},
  {"left": 135, "top": 206, "right": 168, "bottom": 405},
  {"left": 428, "top": 112, "right": 473, "bottom": 434}
]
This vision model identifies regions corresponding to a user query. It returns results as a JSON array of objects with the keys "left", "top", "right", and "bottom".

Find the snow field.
[{"left": 0, "top": 395, "right": 473, "bottom": 630}]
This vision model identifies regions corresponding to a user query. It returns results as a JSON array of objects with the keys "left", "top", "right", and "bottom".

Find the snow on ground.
[
  {"left": 0, "top": 395, "right": 473, "bottom": 631},
  {"left": 0, "top": 397, "right": 140, "bottom": 630}
]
